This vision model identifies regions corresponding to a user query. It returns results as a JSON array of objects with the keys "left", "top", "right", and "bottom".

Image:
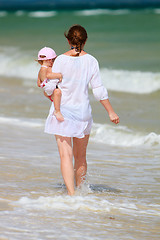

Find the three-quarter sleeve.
[{"left": 90, "top": 59, "right": 108, "bottom": 101}]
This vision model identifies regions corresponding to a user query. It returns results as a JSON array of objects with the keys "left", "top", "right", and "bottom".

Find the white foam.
[
  {"left": 90, "top": 123, "right": 160, "bottom": 148},
  {"left": 15, "top": 10, "right": 26, "bottom": 16},
  {"left": 101, "top": 68, "right": 160, "bottom": 94},
  {"left": 0, "top": 11, "right": 7, "bottom": 17},
  {"left": 0, "top": 116, "right": 44, "bottom": 128},
  {"left": 75, "top": 9, "right": 131, "bottom": 16},
  {"left": 28, "top": 11, "right": 57, "bottom": 18},
  {"left": 15, "top": 195, "right": 131, "bottom": 213},
  {"left": 15, "top": 195, "right": 160, "bottom": 216},
  {"left": 0, "top": 46, "right": 38, "bottom": 83},
  {"left": 154, "top": 8, "right": 160, "bottom": 14}
]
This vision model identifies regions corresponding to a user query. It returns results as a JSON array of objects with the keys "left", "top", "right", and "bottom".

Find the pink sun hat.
[{"left": 38, "top": 47, "right": 57, "bottom": 60}]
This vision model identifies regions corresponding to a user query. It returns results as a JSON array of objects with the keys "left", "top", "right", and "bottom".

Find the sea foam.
[
  {"left": 154, "top": 8, "right": 160, "bottom": 14},
  {"left": 15, "top": 10, "right": 26, "bottom": 16},
  {"left": 15, "top": 195, "right": 160, "bottom": 216},
  {"left": 15, "top": 195, "right": 135, "bottom": 213},
  {"left": 28, "top": 11, "right": 57, "bottom": 18},
  {"left": 0, "top": 11, "right": 7, "bottom": 17},
  {"left": 75, "top": 9, "right": 131, "bottom": 16},
  {"left": 91, "top": 123, "right": 160, "bottom": 148},
  {"left": 0, "top": 46, "right": 38, "bottom": 82},
  {"left": 0, "top": 116, "right": 44, "bottom": 128},
  {"left": 101, "top": 68, "right": 160, "bottom": 94}
]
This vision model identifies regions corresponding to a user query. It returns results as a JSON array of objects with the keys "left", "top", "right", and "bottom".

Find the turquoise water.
[
  {"left": 0, "top": 9, "right": 160, "bottom": 240},
  {"left": 0, "top": 9, "right": 160, "bottom": 71}
]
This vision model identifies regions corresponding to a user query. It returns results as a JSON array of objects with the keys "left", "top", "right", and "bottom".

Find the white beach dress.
[{"left": 45, "top": 54, "right": 108, "bottom": 138}]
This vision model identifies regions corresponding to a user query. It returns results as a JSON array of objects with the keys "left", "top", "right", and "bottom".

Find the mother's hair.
[{"left": 64, "top": 24, "right": 88, "bottom": 55}]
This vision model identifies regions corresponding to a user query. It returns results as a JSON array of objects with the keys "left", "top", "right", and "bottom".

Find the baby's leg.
[{"left": 53, "top": 88, "right": 64, "bottom": 122}]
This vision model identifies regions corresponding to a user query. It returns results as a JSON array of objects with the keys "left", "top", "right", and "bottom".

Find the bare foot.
[
  {"left": 68, "top": 191, "right": 75, "bottom": 196},
  {"left": 54, "top": 111, "right": 64, "bottom": 122}
]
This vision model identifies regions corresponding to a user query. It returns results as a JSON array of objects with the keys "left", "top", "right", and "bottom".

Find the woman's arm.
[
  {"left": 100, "top": 99, "right": 119, "bottom": 124},
  {"left": 90, "top": 59, "right": 119, "bottom": 124}
]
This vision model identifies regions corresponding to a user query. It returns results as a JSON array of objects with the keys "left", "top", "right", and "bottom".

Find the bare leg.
[
  {"left": 55, "top": 135, "right": 75, "bottom": 195},
  {"left": 51, "top": 88, "right": 64, "bottom": 122},
  {"left": 43, "top": 90, "right": 63, "bottom": 121},
  {"left": 73, "top": 135, "right": 90, "bottom": 187}
]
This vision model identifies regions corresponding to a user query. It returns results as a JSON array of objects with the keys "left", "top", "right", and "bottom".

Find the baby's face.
[{"left": 47, "top": 59, "right": 55, "bottom": 67}]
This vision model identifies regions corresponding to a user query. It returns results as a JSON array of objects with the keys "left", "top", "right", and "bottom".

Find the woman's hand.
[
  {"left": 100, "top": 99, "right": 120, "bottom": 124},
  {"left": 109, "top": 112, "right": 120, "bottom": 124}
]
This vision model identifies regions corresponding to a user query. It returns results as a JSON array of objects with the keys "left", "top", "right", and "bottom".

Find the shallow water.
[
  {"left": 0, "top": 78, "right": 160, "bottom": 239},
  {"left": 0, "top": 8, "right": 160, "bottom": 240}
]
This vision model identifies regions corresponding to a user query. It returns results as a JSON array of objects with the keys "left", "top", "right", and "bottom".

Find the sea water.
[{"left": 0, "top": 9, "right": 160, "bottom": 240}]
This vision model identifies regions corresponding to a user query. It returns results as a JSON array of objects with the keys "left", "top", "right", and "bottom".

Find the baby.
[{"left": 36, "top": 47, "right": 64, "bottom": 121}]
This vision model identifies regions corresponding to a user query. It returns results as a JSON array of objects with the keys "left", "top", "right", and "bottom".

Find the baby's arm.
[
  {"left": 47, "top": 67, "right": 62, "bottom": 82},
  {"left": 37, "top": 68, "right": 47, "bottom": 87},
  {"left": 37, "top": 76, "right": 41, "bottom": 87}
]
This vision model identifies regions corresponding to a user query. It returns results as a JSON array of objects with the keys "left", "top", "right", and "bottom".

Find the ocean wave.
[
  {"left": 0, "top": 116, "right": 44, "bottom": 128},
  {"left": 1, "top": 8, "right": 160, "bottom": 18},
  {"left": 0, "top": 11, "right": 8, "bottom": 17},
  {"left": 74, "top": 8, "right": 160, "bottom": 16},
  {"left": 15, "top": 195, "right": 160, "bottom": 216},
  {"left": 154, "top": 8, "right": 160, "bottom": 14},
  {"left": 0, "top": 46, "right": 160, "bottom": 94},
  {"left": 28, "top": 11, "right": 57, "bottom": 18},
  {"left": 0, "top": 46, "right": 38, "bottom": 82},
  {"left": 1, "top": 116, "right": 160, "bottom": 148},
  {"left": 74, "top": 9, "right": 131, "bottom": 16},
  {"left": 15, "top": 10, "right": 26, "bottom": 16},
  {"left": 14, "top": 195, "right": 136, "bottom": 213},
  {"left": 101, "top": 68, "right": 160, "bottom": 94},
  {"left": 90, "top": 123, "right": 160, "bottom": 148}
]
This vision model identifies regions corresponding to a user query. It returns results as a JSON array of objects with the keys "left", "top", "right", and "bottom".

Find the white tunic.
[{"left": 45, "top": 53, "right": 108, "bottom": 138}]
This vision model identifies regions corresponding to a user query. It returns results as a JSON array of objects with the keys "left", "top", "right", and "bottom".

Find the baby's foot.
[{"left": 54, "top": 111, "right": 64, "bottom": 122}]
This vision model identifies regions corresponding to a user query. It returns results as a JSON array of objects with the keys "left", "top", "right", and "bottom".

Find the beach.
[{"left": 0, "top": 9, "right": 160, "bottom": 240}]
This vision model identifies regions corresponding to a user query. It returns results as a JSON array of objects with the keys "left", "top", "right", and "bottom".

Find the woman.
[{"left": 45, "top": 25, "right": 119, "bottom": 196}]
